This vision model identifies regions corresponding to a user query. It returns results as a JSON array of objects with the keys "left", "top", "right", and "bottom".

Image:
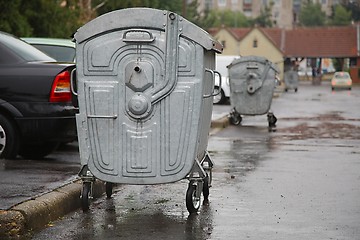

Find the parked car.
[
  {"left": 331, "top": 71, "right": 352, "bottom": 90},
  {"left": 213, "top": 55, "right": 240, "bottom": 104},
  {"left": 21, "top": 37, "right": 75, "bottom": 62},
  {"left": 0, "top": 31, "right": 77, "bottom": 159}
]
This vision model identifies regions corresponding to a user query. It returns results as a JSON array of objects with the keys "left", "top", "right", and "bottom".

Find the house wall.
[
  {"left": 213, "top": 28, "right": 240, "bottom": 56},
  {"left": 239, "top": 28, "right": 284, "bottom": 79},
  {"left": 349, "top": 57, "right": 360, "bottom": 84}
]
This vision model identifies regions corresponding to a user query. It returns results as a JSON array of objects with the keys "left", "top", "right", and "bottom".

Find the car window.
[
  {"left": 0, "top": 33, "right": 55, "bottom": 62},
  {"left": 32, "top": 44, "right": 75, "bottom": 62},
  {"left": 334, "top": 72, "right": 350, "bottom": 79}
]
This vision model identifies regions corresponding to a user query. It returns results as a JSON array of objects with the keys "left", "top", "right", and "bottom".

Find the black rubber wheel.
[
  {"left": 0, "top": 114, "right": 20, "bottom": 159},
  {"left": 202, "top": 176, "right": 210, "bottom": 200},
  {"left": 81, "top": 182, "right": 91, "bottom": 212},
  {"left": 19, "top": 142, "right": 59, "bottom": 159},
  {"left": 229, "top": 114, "right": 242, "bottom": 125},
  {"left": 295, "top": 88, "right": 298, "bottom": 92},
  {"left": 186, "top": 184, "right": 201, "bottom": 214},
  {"left": 106, "top": 182, "right": 113, "bottom": 198},
  {"left": 267, "top": 113, "right": 277, "bottom": 128}
]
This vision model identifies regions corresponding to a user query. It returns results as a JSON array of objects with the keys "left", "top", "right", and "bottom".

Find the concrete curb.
[
  {"left": 0, "top": 180, "right": 105, "bottom": 239},
  {"left": 0, "top": 117, "right": 232, "bottom": 239}
]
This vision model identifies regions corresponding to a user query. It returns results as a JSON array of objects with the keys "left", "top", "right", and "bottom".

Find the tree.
[
  {"left": 299, "top": 2, "right": 326, "bottom": 27},
  {"left": 252, "top": 5, "right": 273, "bottom": 27},
  {"left": 20, "top": 0, "right": 81, "bottom": 38},
  {"left": 0, "top": 0, "right": 32, "bottom": 36},
  {"left": 199, "top": 10, "right": 250, "bottom": 28},
  {"left": 95, "top": 0, "right": 182, "bottom": 16},
  {"left": 341, "top": 0, "right": 360, "bottom": 22},
  {"left": 331, "top": 4, "right": 352, "bottom": 26}
]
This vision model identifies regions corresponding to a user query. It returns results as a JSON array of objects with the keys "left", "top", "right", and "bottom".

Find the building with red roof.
[{"left": 209, "top": 25, "right": 360, "bottom": 83}]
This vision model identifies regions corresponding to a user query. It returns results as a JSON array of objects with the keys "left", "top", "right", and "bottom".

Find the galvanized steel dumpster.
[
  {"left": 72, "top": 8, "right": 222, "bottom": 213},
  {"left": 284, "top": 70, "right": 299, "bottom": 92},
  {"left": 227, "top": 56, "right": 278, "bottom": 128}
]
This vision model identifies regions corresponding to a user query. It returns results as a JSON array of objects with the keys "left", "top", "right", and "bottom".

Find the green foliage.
[
  {"left": 341, "top": 0, "right": 360, "bottom": 22},
  {"left": 331, "top": 4, "right": 352, "bottom": 26},
  {"left": 95, "top": 0, "right": 182, "bottom": 16},
  {"left": 0, "top": 0, "right": 32, "bottom": 36},
  {"left": 251, "top": 5, "right": 273, "bottom": 27},
  {"left": 200, "top": 10, "right": 250, "bottom": 28},
  {"left": 1, "top": 0, "right": 356, "bottom": 39},
  {"left": 0, "top": 0, "right": 81, "bottom": 38},
  {"left": 299, "top": 2, "right": 326, "bottom": 27}
]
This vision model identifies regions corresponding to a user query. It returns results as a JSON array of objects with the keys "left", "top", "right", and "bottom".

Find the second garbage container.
[
  {"left": 72, "top": 8, "right": 222, "bottom": 214},
  {"left": 227, "top": 56, "right": 279, "bottom": 128}
]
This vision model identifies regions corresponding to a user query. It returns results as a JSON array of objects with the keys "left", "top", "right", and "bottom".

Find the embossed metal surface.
[
  {"left": 228, "top": 56, "right": 278, "bottom": 116},
  {"left": 74, "top": 8, "right": 221, "bottom": 184}
]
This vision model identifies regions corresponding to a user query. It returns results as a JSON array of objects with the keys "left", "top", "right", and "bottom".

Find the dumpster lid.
[
  {"left": 74, "top": 8, "right": 223, "bottom": 53},
  {"left": 227, "top": 56, "right": 279, "bottom": 73}
]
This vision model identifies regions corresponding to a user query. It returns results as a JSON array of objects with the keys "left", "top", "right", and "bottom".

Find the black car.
[{"left": 0, "top": 31, "right": 77, "bottom": 159}]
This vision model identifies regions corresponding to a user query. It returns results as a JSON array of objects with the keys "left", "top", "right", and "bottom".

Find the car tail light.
[{"left": 49, "top": 71, "right": 72, "bottom": 102}]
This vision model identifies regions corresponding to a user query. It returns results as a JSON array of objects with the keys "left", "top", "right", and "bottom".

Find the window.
[
  {"left": 218, "top": 0, "right": 226, "bottom": 7},
  {"left": 253, "top": 39, "right": 258, "bottom": 48}
]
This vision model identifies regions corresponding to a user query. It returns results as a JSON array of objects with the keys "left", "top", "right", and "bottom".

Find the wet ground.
[
  {"left": 22, "top": 82, "right": 360, "bottom": 239},
  {"left": 0, "top": 144, "right": 80, "bottom": 210}
]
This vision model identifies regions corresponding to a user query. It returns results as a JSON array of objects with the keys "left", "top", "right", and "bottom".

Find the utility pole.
[{"left": 182, "top": 0, "right": 187, "bottom": 17}]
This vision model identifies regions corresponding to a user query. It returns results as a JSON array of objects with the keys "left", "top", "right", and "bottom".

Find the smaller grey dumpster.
[
  {"left": 284, "top": 70, "right": 299, "bottom": 92},
  {"left": 227, "top": 56, "right": 278, "bottom": 128},
  {"left": 73, "top": 8, "right": 222, "bottom": 214}
]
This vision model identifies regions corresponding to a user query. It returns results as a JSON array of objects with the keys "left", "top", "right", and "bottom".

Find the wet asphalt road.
[{"left": 11, "top": 82, "right": 360, "bottom": 239}]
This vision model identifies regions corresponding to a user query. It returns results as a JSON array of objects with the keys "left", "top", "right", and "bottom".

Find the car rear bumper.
[{"left": 15, "top": 116, "right": 77, "bottom": 143}]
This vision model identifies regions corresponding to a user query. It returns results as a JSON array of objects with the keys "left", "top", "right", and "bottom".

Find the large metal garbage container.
[
  {"left": 284, "top": 70, "right": 299, "bottom": 92},
  {"left": 72, "top": 8, "right": 222, "bottom": 213},
  {"left": 227, "top": 56, "right": 278, "bottom": 128}
]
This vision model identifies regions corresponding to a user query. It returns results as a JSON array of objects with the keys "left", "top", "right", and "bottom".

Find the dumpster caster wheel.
[
  {"left": 106, "top": 182, "right": 113, "bottom": 199},
  {"left": 81, "top": 182, "right": 91, "bottom": 212},
  {"left": 295, "top": 88, "right": 298, "bottom": 92},
  {"left": 267, "top": 112, "right": 277, "bottom": 129},
  {"left": 202, "top": 176, "right": 210, "bottom": 200},
  {"left": 229, "top": 111, "right": 242, "bottom": 125},
  {"left": 186, "top": 184, "right": 201, "bottom": 214}
]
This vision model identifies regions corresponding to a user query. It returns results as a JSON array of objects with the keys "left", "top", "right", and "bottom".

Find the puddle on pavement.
[{"left": 276, "top": 112, "right": 360, "bottom": 141}]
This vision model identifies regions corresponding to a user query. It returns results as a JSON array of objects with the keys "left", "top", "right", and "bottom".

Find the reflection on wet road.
[{"left": 33, "top": 83, "right": 360, "bottom": 240}]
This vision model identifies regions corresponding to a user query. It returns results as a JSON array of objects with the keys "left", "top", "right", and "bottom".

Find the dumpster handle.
[
  {"left": 203, "top": 69, "right": 222, "bottom": 98},
  {"left": 70, "top": 68, "right": 78, "bottom": 96},
  {"left": 123, "top": 29, "right": 155, "bottom": 43},
  {"left": 87, "top": 114, "right": 117, "bottom": 119},
  {"left": 213, "top": 70, "right": 222, "bottom": 97}
]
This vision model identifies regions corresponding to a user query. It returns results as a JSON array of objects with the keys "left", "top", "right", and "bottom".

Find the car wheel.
[
  {"left": 0, "top": 114, "right": 20, "bottom": 159},
  {"left": 213, "top": 87, "right": 225, "bottom": 104},
  {"left": 19, "top": 142, "right": 59, "bottom": 159}
]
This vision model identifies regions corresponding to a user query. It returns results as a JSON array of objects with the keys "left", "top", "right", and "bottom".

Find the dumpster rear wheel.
[
  {"left": 81, "top": 182, "right": 91, "bottom": 212},
  {"left": 202, "top": 176, "right": 210, "bottom": 200},
  {"left": 186, "top": 184, "right": 201, "bottom": 214},
  {"left": 267, "top": 112, "right": 277, "bottom": 128},
  {"left": 105, "top": 182, "right": 113, "bottom": 198},
  {"left": 229, "top": 113, "right": 242, "bottom": 125}
]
